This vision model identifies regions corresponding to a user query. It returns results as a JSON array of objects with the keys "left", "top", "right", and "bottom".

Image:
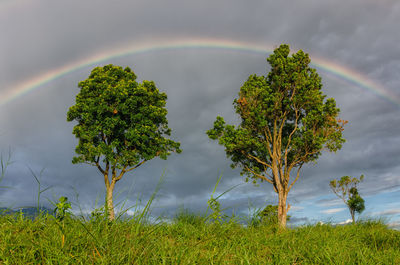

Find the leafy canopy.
[
  {"left": 330, "top": 175, "right": 365, "bottom": 215},
  {"left": 67, "top": 64, "right": 181, "bottom": 169},
  {"left": 348, "top": 187, "right": 365, "bottom": 214},
  {"left": 207, "top": 44, "right": 346, "bottom": 186},
  {"left": 329, "top": 175, "right": 364, "bottom": 204}
]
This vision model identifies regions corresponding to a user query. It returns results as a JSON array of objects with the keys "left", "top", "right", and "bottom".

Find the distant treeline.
[{"left": 0, "top": 207, "right": 54, "bottom": 219}]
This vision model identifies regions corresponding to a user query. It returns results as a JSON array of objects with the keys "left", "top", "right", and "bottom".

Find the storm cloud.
[{"left": 1, "top": 0, "right": 399, "bottom": 228}]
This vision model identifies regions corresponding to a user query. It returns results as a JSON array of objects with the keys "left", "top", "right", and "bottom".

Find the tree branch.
[
  {"left": 245, "top": 152, "right": 272, "bottom": 170},
  {"left": 115, "top": 165, "right": 128, "bottom": 182},
  {"left": 103, "top": 161, "right": 110, "bottom": 188},
  {"left": 126, "top": 159, "right": 147, "bottom": 173},
  {"left": 96, "top": 158, "right": 105, "bottom": 175},
  {"left": 111, "top": 162, "right": 116, "bottom": 181},
  {"left": 288, "top": 163, "right": 303, "bottom": 193},
  {"left": 101, "top": 132, "right": 107, "bottom": 144},
  {"left": 263, "top": 128, "right": 273, "bottom": 158},
  {"left": 244, "top": 165, "right": 274, "bottom": 185},
  {"left": 284, "top": 108, "right": 299, "bottom": 166},
  {"left": 276, "top": 116, "right": 286, "bottom": 162},
  {"left": 330, "top": 188, "right": 347, "bottom": 204},
  {"left": 263, "top": 164, "right": 273, "bottom": 179}
]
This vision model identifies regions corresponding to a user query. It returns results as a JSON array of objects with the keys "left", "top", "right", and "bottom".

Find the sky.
[{"left": 1, "top": 0, "right": 400, "bottom": 229}]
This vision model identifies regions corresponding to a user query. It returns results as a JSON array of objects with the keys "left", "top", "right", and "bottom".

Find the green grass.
[
  {"left": 0, "top": 209, "right": 399, "bottom": 264},
  {"left": 1, "top": 155, "right": 399, "bottom": 264}
]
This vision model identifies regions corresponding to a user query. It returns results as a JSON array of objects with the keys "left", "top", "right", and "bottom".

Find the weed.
[{"left": 53, "top": 196, "right": 71, "bottom": 222}]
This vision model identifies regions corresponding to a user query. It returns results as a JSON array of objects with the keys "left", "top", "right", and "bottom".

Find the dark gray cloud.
[{"left": 0, "top": 0, "right": 399, "bottom": 227}]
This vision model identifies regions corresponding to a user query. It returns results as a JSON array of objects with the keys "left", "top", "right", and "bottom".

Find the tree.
[
  {"left": 329, "top": 175, "right": 365, "bottom": 223},
  {"left": 67, "top": 64, "right": 181, "bottom": 220},
  {"left": 207, "top": 44, "right": 346, "bottom": 229},
  {"left": 348, "top": 187, "right": 365, "bottom": 222}
]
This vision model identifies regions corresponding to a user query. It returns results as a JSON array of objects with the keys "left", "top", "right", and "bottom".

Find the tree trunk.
[
  {"left": 277, "top": 191, "right": 288, "bottom": 229},
  {"left": 350, "top": 208, "right": 355, "bottom": 224},
  {"left": 106, "top": 182, "right": 116, "bottom": 221}
]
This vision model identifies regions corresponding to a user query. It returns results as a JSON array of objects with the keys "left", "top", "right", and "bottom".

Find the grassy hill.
[{"left": 0, "top": 209, "right": 399, "bottom": 264}]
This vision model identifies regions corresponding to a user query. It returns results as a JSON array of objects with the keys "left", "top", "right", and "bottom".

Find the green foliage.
[
  {"left": 205, "top": 175, "right": 226, "bottom": 224},
  {"left": 206, "top": 44, "right": 346, "bottom": 184},
  {"left": 67, "top": 64, "right": 181, "bottom": 169},
  {"left": 206, "top": 196, "right": 227, "bottom": 225},
  {"left": 204, "top": 174, "right": 241, "bottom": 225},
  {"left": 50, "top": 196, "right": 73, "bottom": 248},
  {"left": 1, "top": 212, "right": 399, "bottom": 264},
  {"left": 53, "top": 197, "right": 72, "bottom": 222},
  {"left": 329, "top": 175, "right": 364, "bottom": 201},
  {"left": 348, "top": 187, "right": 365, "bottom": 215},
  {"left": 0, "top": 169, "right": 398, "bottom": 263},
  {"left": 207, "top": 44, "right": 346, "bottom": 228},
  {"left": 258, "top": 204, "right": 291, "bottom": 224},
  {"left": 250, "top": 204, "right": 291, "bottom": 227},
  {"left": 90, "top": 206, "right": 108, "bottom": 223},
  {"left": 330, "top": 175, "right": 365, "bottom": 223},
  {"left": 67, "top": 64, "right": 180, "bottom": 219}
]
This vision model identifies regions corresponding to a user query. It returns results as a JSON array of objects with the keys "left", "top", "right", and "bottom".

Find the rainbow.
[{"left": 1, "top": 38, "right": 399, "bottom": 107}]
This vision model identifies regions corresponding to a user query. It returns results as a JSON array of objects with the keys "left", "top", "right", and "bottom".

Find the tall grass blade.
[{"left": 134, "top": 169, "right": 165, "bottom": 236}]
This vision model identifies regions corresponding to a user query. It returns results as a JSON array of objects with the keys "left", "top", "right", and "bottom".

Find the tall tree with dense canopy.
[
  {"left": 330, "top": 175, "right": 365, "bottom": 223},
  {"left": 207, "top": 44, "right": 346, "bottom": 229},
  {"left": 67, "top": 64, "right": 181, "bottom": 220}
]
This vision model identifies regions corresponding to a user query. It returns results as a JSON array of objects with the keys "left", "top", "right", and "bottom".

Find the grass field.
[
  {"left": 1, "top": 154, "right": 399, "bottom": 264},
  {"left": 0, "top": 205, "right": 399, "bottom": 264}
]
